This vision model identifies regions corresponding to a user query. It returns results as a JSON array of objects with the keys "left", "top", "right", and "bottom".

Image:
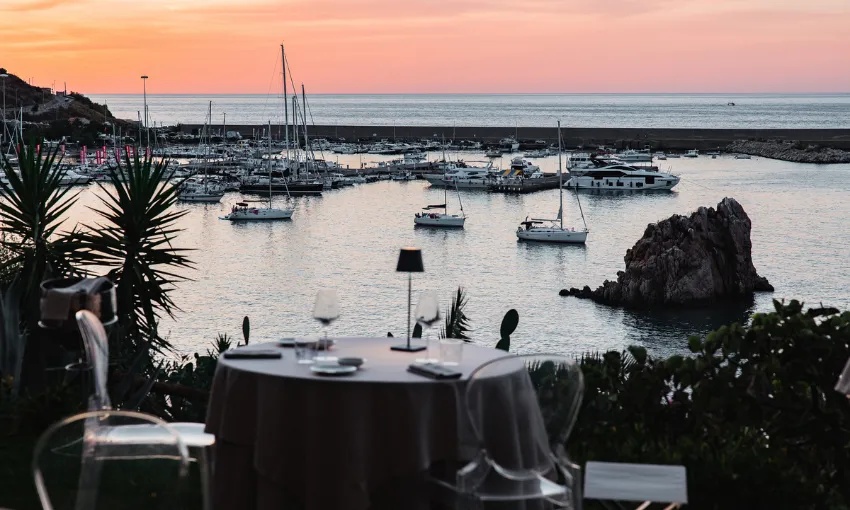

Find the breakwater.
[
  {"left": 727, "top": 140, "right": 850, "bottom": 163},
  {"left": 175, "top": 124, "right": 850, "bottom": 151}
]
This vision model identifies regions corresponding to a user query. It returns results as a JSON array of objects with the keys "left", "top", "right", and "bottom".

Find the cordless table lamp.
[{"left": 392, "top": 247, "right": 426, "bottom": 352}]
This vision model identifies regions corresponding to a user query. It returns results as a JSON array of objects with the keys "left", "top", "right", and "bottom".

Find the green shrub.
[{"left": 559, "top": 300, "right": 850, "bottom": 509}]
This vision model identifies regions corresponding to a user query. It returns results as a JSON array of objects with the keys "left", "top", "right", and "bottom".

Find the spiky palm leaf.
[
  {"left": 0, "top": 143, "right": 86, "bottom": 308},
  {"left": 441, "top": 287, "right": 471, "bottom": 340},
  {"left": 80, "top": 152, "right": 192, "bottom": 354}
]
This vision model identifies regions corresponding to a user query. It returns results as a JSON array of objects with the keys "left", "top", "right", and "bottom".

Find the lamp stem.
[{"left": 407, "top": 273, "right": 412, "bottom": 348}]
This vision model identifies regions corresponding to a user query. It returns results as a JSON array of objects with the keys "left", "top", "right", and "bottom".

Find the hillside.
[{"left": 0, "top": 67, "right": 117, "bottom": 124}]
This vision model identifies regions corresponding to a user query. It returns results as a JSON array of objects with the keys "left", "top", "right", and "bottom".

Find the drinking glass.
[
  {"left": 294, "top": 338, "right": 317, "bottom": 364},
  {"left": 440, "top": 338, "right": 464, "bottom": 366},
  {"left": 313, "top": 289, "right": 339, "bottom": 362},
  {"left": 414, "top": 291, "right": 441, "bottom": 364}
]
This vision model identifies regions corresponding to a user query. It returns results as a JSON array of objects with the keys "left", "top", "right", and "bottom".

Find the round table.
[{"left": 205, "top": 337, "right": 543, "bottom": 510}]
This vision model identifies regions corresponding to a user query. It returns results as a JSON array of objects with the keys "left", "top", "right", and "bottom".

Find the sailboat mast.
[
  {"left": 205, "top": 101, "right": 212, "bottom": 193},
  {"left": 558, "top": 120, "right": 563, "bottom": 229},
  {"left": 301, "top": 84, "right": 309, "bottom": 175},
  {"left": 292, "top": 96, "right": 299, "bottom": 179},
  {"left": 282, "top": 44, "right": 288, "bottom": 164},
  {"left": 268, "top": 120, "right": 273, "bottom": 208}
]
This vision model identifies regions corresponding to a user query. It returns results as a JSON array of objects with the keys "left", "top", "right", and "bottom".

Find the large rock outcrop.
[{"left": 561, "top": 198, "right": 773, "bottom": 307}]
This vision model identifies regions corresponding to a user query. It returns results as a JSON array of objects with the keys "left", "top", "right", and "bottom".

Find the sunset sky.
[{"left": 2, "top": 0, "right": 849, "bottom": 94}]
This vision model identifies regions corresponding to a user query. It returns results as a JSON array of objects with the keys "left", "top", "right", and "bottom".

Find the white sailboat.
[
  {"left": 516, "top": 121, "right": 588, "bottom": 244},
  {"left": 180, "top": 101, "right": 225, "bottom": 203},
  {"left": 223, "top": 119, "right": 294, "bottom": 221},
  {"left": 414, "top": 182, "right": 465, "bottom": 228}
]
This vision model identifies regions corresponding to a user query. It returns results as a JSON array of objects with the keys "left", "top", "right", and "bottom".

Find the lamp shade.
[{"left": 396, "top": 247, "right": 424, "bottom": 273}]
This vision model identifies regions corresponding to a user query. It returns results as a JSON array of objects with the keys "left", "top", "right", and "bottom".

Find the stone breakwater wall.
[
  {"left": 176, "top": 124, "right": 850, "bottom": 151},
  {"left": 726, "top": 140, "right": 850, "bottom": 164}
]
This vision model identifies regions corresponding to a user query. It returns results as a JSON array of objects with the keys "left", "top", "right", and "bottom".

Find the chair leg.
[{"left": 197, "top": 447, "right": 213, "bottom": 510}]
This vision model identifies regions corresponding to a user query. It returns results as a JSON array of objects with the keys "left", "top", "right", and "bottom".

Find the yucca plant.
[
  {"left": 0, "top": 142, "right": 86, "bottom": 315},
  {"left": 80, "top": 153, "right": 191, "bottom": 356},
  {"left": 441, "top": 287, "right": 471, "bottom": 340}
]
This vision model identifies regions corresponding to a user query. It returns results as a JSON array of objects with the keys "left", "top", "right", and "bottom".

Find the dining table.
[{"left": 204, "top": 337, "right": 549, "bottom": 510}]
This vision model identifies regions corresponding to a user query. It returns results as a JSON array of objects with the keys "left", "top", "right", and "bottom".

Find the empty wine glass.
[
  {"left": 414, "top": 290, "right": 441, "bottom": 363},
  {"left": 313, "top": 289, "right": 340, "bottom": 362}
]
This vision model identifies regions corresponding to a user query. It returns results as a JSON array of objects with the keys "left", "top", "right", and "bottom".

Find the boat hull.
[
  {"left": 414, "top": 214, "right": 465, "bottom": 228},
  {"left": 179, "top": 193, "right": 224, "bottom": 203},
  {"left": 240, "top": 182, "right": 323, "bottom": 197},
  {"left": 442, "top": 179, "right": 491, "bottom": 190},
  {"left": 566, "top": 176, "right": 679, "bottom": 191},
  {"left": 223, "top": 208, "right": 293, "bottom": 221},
  {"left": 517, "top": 228, "right": 587, "bottom": 243}
]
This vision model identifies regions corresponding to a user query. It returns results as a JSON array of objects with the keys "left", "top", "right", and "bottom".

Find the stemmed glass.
[
  {"left": 313, "top": 289, "right": 339, "bottom": 362},
  {"left": 414, "top": 290, "right": 441, "bottom": 364}
]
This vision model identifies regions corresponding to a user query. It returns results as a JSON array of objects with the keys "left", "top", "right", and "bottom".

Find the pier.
[{"left": 175, "top": 124, "right": 850, "bottom": 151}]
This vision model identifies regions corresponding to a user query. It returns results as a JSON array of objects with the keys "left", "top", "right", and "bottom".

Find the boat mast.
[
  {"left": 268, "top": 120, "right": 273, "bottom": 209},
  {"left": 292, "top": 96, "right": 299, "bottom": 179},
  {"left": 558, "top": 120, "right": 563, "bottom": 229},
  {"left": 206, "top": 101, "right": 212, "bottom": 193},
  {"left": 455, "top": 180, "right": 465, "bottom": 218},
  {"left": 282, "top": 44, "right": 288, "bottom": 167},
  {"left": 301, "top": 84, "right": 309, "bottom": 176}
]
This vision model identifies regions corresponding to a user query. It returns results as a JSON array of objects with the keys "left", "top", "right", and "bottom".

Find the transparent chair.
[
  {"left": 432, "top": 354, "right": 585, "bottom": 510},
  {"left": 75, "top": 311, "right": 216, "bottom": 510},
  {"left": 32, "top": 409, "right": 190, "bottom": 510}
]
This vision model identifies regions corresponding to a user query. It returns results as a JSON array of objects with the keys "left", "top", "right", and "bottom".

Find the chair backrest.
[
  {"left": 32, "top": 409, "right": 190, "bottom": 510},
  {"left": 464, "top": 354, "right": 585, "bottom": 472},
  {"left": 75, "top": 310, "right": 111, "bottom": 409}
]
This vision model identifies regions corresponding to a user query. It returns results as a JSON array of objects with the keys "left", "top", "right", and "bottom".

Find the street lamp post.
[{"left": 141, "top": 75, "right": 149, "bottom": 148}]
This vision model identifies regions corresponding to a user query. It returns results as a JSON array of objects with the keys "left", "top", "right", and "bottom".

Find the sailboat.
[
  {"left": 516, "top": 121, "right": 588, "bottom": 244},
  {"left": 180, "top": 101, "right": 225, "bottom": 203},
  {"left": 414, "top": 181, "right": 465, "bottom": 228},
  {"left": 222, "top": 121, "right": 294, "bottom": 221}
]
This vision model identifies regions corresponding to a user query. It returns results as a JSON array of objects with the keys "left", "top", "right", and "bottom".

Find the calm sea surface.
[
  {"left": 88, "top": 94, "right": 850, "bottom": 129},
  {"left": 62, "top": 154, "right": 850, "bottom": 358}
]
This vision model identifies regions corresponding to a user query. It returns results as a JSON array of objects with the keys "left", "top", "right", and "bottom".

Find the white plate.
[{"left": 310, "top": 364, "right": 357, "bottom": 376}]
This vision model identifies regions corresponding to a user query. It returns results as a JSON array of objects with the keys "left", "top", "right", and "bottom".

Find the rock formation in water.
[
  {"left": 561, "top": 198, "right": 773, "bottom": 307},
  {"left": 727, "top": 140, "right": 850, "bottom": 164}
]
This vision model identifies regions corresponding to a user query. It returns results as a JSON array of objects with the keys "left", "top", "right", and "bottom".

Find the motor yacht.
[
  {"left": 616, "top": 149, "right": 652, "bottom": 162},
  {"left": 566, "top": 163, "right": 679, "bottom": 191}
]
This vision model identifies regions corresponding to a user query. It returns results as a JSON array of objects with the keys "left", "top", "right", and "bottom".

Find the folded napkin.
[
  {"left": 407, "top": 363, "right": 462, "bottom": 380},
  {"left": 40, "top": 277, "right": 112, "bottom": 322}
]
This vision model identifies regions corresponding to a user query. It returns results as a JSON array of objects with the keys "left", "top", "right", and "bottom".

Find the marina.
[{"left": 53, "top": 153, "right": 850, "bottom": 356}]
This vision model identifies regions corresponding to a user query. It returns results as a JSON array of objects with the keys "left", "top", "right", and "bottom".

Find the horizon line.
[{"left": 86, "top": 91, "right": 850, "bottom": 96}]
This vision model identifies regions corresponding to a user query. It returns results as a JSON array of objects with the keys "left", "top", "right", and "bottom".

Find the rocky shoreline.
[
  {"left": 727, "top": 140, "right": 850, "bottom": 164},
  {"left": 561, "top": 198, "right": 773, "bottom": 308}
]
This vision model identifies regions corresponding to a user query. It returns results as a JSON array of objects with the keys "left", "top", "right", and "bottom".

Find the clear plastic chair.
[
  {"left": 432, "top": 354, "right": 585, "bottom": 510},
  {"left": 32, "top": 409, "right": 191, "bottom": 510},
  {"left": 75, "top": 311, "right": 216, "bottom": 510}
]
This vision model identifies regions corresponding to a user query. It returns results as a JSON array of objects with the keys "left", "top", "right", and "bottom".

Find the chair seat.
[
  {"left": 584, "top": 462, "right": 688, "bottom": 505},
  {"left": 98, "top": 422, "right": 214, "bottom": 449},
  {"left": 170, "top": 422, "right": 215, "bottom": 448}
]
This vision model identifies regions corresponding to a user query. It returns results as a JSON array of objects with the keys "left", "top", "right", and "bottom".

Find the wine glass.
[
  {"left": 313, "top": 289, "right": 339, "bottom": 362},
  {"left": 414, "top": 290, "right": 441, "bottom": 363}
]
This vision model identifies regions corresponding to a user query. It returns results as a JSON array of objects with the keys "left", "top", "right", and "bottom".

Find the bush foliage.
[{"left": 565, "top": 300, "right": 850, "bottom": 509}]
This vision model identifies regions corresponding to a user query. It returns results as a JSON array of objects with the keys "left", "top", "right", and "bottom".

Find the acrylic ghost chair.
[
  {"left": 32, "top": 409, "right": 191, "bottom": 510},
  {"left": 75, "top": 310, "right": 216, "bottom": 510},
  {"left": 430, "top": 353, "right": 585, "bottom": 510}
]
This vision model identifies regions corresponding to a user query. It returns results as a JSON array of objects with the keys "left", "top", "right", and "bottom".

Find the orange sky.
[{"left": 2, "top": 0, "right": 849, "bottom": 94}]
